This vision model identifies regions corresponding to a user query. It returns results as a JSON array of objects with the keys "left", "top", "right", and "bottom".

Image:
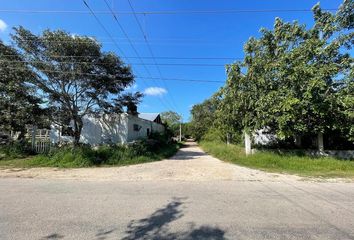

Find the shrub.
[
  {"left": 29, "top": 145, "right": 97, "bottom": 168},
  {"left": 0, "top": 141, "right": 33, "bottom": 160},
  {"left": 1, "top": 132, "right": 180, "bottom": 168}
]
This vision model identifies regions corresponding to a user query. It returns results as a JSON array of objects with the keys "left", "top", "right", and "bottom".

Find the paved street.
[{"left": 1, "top": 143, "right": 354, "bottom": 240}]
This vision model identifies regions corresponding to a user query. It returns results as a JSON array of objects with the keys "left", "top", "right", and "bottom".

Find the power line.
[
  {"left": 0, "top": 53, "right": 241, "bottom": 60},
  {"left": 0, "top": 59, "right": 233, "bottom": 67},
  {"left": 0, "top": 8, "right": 338, "bottom": 15},
  {"left": 81, "top": 0, "right": 126, "bottom": 58},
  {"left": 82, "top": 0, "right": 172, "bottom": 111},
  {"left": 137, "top": 76, "right": 224, "bottom": 83},
  {"left": 127, "top": 0, "right": 181, "bottom": 113},
  {"left": 1, "top": 65, "right": 225, "bottom": 83},
  {"left": 103, "top": 0, "right": 179, "bottom": 112}
]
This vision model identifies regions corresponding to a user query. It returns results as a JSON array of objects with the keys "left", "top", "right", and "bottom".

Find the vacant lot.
[{"left": 200, "top": 141, "right": 354, "bottom": 178}]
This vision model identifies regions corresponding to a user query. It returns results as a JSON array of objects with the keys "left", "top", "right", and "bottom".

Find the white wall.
[
  {"left": 126, "top": 115, "right": 165, "bottom": 142},
  {"left": 50, "top": 113, "right": 165, "bottom": 145},
  {"left": 50, "top": 114, "right": 129, "bottom": 145},
  {"left": 96, "top": 114, "right": 128, "bottom": 144},
  {"left": 253, "top": 128, "right": 276, "bottom": 145}
]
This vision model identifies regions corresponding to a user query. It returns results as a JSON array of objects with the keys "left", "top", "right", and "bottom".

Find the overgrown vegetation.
[
  {"left": 0, "top": 141, "right": 34, "bottom": 160},
  {"left": 0, "top": 133, "right": 180, "bottom": 168},
  {"left": 200, "top": 141, "right": 354, "bottom": 178},
  {"left": 190, "top": 1, "right": 354, "bottom": 148},
  {"left": 1, "top": 27, "right": 142, "bottom": 145}
]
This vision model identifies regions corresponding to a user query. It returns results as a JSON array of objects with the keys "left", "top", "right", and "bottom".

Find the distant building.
[{"left": 50, "top": 113, "right": 165, "bottom": 145}]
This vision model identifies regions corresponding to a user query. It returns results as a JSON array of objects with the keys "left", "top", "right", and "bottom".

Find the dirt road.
[
  {"left": 0, "top": 142, "right": 301, "bottom": 182},
  {"left": 1, "top": 142, "right": 354, "bottom": 239}
]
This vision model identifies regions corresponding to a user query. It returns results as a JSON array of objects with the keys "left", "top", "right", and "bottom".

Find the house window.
[
  {"left": 133, "top": 124, "right": 141, "bottom": 132},
  {"left": 147, "top": 128, "right": 150, "bottom": 137}
]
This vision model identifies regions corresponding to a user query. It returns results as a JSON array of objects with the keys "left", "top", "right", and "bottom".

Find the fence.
[{"left": 26, "top": 126, "right": 52, "bottom": 153}]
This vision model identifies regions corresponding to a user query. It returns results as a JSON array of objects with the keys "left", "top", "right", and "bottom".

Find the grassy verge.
[
  {"left": 200, "top": 141, "right": 354, "bottom": 178},
  {"left": 0, "top": 142, "right": 181, "bottom": 168}
]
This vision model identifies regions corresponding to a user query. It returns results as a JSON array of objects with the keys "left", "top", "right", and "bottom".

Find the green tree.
[
  {"left": 11, "top": 27, "right": 139, "bottom": 145},
  {"left": 160, "top": 111, "right": 181, "bottom": 136},
  {"left": 221, "top": 2, "right": 352, "bottom": 143},
  {"left": 190, "top": 98, "right": 219, "bottom": 141},
  {"left": 0, "top": 41, "right": 48, "bottom": 139}
]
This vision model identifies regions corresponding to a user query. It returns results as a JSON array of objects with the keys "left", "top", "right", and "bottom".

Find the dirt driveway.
[{"left": 0, "top": 142, "right": 302, "bottom": 182}]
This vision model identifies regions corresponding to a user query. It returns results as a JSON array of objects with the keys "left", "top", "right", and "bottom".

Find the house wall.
[
  {"left": 95, "top": 114, "right": 128, "bottom": 144},
  {"left": 50, "top": 114, "right": 129, "bottom": 145},
  {"left": 50, "top": 113, "right": 165, "bottom": 145},
  {"left": 253, "top": 128, "right": 276, "bottom": 145},
  {"left": 126, "top": 115, "right": 165, "bottom": 142}
]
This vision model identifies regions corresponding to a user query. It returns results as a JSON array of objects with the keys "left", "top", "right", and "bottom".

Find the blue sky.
[{"left": 0, "top": 0, "right": 344, "bottom": 121}]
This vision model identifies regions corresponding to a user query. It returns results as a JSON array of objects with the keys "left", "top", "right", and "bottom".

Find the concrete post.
[
  {"left": 179, "top": 123, "right": 182, "bottom": 142},
  {"left": 31, "top": 125, "right": 37, "bottom": 151},
  {"left": 245, "top": 132, "right": 251, "bottom": 155},
  {"left": 295, "top": 135, "right": 302, "bottom": 147},
  {"left": 317, "top": 133, "right": 324, "bottom": 152}
]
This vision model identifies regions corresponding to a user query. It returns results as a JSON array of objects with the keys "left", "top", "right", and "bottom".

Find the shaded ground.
[{"left": 0, "top": 142, "right": 354, "bottom": 239}]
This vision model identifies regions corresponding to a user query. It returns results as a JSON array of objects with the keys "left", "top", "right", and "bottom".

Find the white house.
[{"left": 50, "top": 113, "right": 165, "bottom": 145}]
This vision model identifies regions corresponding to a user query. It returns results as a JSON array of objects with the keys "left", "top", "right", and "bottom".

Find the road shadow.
[
  {"left": 170, "top": 150, "right": 207, "bottom": 160},
  {"left": 41, "top": 233, "right": 64, "bottom": 239},
  {"left": 41, "top": 198, "right": 226, "bottom": 240},
  {"left": 123, "top": 197, "right": 227, "bottom": 240},
  {"left": 95, "top": 227, "right": 117, "bottom": 240}
]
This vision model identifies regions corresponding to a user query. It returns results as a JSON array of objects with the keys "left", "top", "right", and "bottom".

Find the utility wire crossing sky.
[{"left": 0, "top": 0, "right": 344, "bottom": 120}]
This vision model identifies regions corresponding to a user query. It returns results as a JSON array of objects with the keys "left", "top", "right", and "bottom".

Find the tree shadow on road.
[
  {"left": 170, "top": 151, "right": 207, "bottom": 160},
  {"left": 41, "top": 233, "right": 64, "bottom": 239},
  {"left": 122, "top": 197, "right": 227, "bottom": 240},
  {"left": 41, "top": 197, "right": 227, "bottom": 240}
]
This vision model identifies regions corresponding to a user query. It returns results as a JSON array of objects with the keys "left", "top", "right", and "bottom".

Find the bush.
[
  {"left": 29, "top": 145, "right": 97, "bottom": 168},
  {"left": 200, "top": 141, "right": 354, "bottom": 178},
  {"left": 202, "top": 128, "right": 243, "bottom": 144},
  {"left": 0, "top": 132, "right": 180, "bottom": 168},
  {"left": 0, "top": 141, "right": 33, "bottom": 160},
  {"left": 20, "top": 133, "right": 179, "bottom": 168}
]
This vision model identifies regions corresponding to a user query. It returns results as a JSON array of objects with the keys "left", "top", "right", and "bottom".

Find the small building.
[{"left": 50, "top": 113, "right": 165, "bottom": 145}]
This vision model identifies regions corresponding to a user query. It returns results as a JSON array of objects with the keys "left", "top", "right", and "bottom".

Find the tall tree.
[
  {"left": 11, "top": 27, "right": 139, "bottom": 145},
  {"left": 160, "top": 111, "right": 181, "bottom": 136},
  {"left": 190, "top": 98, "right": 219, "bottom": 141},
  {"left": 221, "top": 1, "right": 352, "bottom": 141},
  {"left": 0, "top": 41, "right": 47, "bottom": 139}
]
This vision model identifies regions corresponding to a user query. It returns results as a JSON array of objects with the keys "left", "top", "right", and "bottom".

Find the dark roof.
[{"left": 138, "top": 113, "right": 160, "bottom": 122}]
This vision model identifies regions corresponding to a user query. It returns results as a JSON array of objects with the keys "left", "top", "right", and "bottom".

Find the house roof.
[{"left": 138, "top": 113, "right": 160, "bottom": 122}]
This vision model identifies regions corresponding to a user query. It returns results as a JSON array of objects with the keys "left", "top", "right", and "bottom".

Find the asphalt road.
[{"left": 1, "top": 143, "right": 354, "bottom": 240}]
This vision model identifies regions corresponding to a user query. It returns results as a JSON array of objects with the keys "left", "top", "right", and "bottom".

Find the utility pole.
[{"left": 179, "top": 116, "right": 182, "bottom": 142}]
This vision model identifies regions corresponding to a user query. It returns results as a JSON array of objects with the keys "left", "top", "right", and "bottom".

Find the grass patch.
[
  {"left": 200, "top": 141, "right": 354, "bottom": 178},
  {"left": 0, "top": 141, "right": 181, "bottom": 168}
]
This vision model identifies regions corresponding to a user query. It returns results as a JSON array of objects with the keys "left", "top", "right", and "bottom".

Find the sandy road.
[
  {"left": 0, "top": 142, "right": 302, "bottom": 182},
  {"left": 1, "top": 142, "right": 354, "bottom": 239}
]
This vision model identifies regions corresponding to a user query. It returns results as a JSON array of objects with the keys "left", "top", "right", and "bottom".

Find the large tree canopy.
[
  {"left": 10, "top": 27, "right": 140, "bottom": 144},
  {"left": 191, "top": 0, "right": 353, "bottom": 145},
  {"left": 224, "top": 2, "right": 352, "bottom": 138},
  {"left": 190, "top": 98, "right": 219, "bottom": 141},
  {"left": 0, "top": 41, "right": 47, "bottom": 138},
  {"left": 160, "top": 111, "right": 182, "bottom": 136}
]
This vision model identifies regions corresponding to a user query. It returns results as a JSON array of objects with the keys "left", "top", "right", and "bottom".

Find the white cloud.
[
  {"left": 144, "top": 87, "right": 167, "bottom": 96},
  {"left": 0, "top": 19, "right": 8, "bottom": 32},
  {"left": 126, "top": 83, "right": 138, "bottom": 91}
]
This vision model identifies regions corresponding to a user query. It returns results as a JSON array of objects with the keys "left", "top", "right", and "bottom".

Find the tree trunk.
[
  {"left": 295, "top": 135, "right": 302, "bottom": 148},
  {"left": 73, "top": 118, "right": 83, "bottom": 146}
]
